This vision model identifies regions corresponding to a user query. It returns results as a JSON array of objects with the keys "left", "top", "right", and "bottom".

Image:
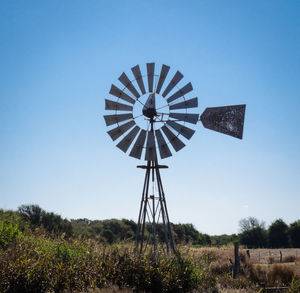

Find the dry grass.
[
  {"left": 185, "top": 246, "right": 300, "bottom": 291},
  {"left": 242, "top": 248, "right": 300, "bottom": 264},
  {"left": 240, "top": 254, "right": 300, "bottom": 288},
  {"left": 188, "top": 246, "right": 234, "bottom": 263},
  {"left": 88, "top": 284, "right": 256, "bottom": 293},
  {"left": 283, "top": 255, "right": 298, "bottom": 263},
  {"left": 181, "top": 246, "right": 300, "bottom": 288},
  {"left": 216, "top": 288, "right": 253, "bottom": 293},
  {"left": 88, "top": 286, "right": 134, "bottom": 292},
  {"left": 267, "top": 264, "right": 295, "bottom": 285}
]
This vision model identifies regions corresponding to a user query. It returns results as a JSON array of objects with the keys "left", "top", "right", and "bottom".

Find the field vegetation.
[{"left": 1, "top": 206, "right": 300, "bottom": 292}]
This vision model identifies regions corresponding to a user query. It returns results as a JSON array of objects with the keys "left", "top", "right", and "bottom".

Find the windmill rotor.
[{"left": 104, "top": 63, "right": 201, "bottom": 161}]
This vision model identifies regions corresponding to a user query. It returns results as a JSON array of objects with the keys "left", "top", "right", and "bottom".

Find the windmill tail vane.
[{"left": 103, "top": 62, "right": 246, "bottom": 254}]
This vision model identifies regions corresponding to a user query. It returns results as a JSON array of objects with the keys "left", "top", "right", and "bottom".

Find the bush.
[{"left": 0, "top": 219, "right": 23, "bottom": 250}]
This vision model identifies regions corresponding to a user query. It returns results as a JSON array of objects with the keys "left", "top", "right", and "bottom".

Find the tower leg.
[
  {"left": 135, "top": 160, "right": 175, "bottom": 254},
  {"left": 135, "top": 161, "right": 151, "bottom": 253},
  {"left": 154, "top": 160, "right": 175, "bottom": 254}
]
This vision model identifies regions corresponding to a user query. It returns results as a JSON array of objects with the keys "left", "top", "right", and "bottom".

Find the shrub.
[
  {"left": 288, "top": 277, "right": 300, "bottom": 293},
  {"left": 0, "top": 219, "right": 23, "bottom": 250}
]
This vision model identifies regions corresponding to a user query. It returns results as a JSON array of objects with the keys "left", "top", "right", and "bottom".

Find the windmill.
[{"left": 104, "top": 63, "right": 246, "bottom": 254}]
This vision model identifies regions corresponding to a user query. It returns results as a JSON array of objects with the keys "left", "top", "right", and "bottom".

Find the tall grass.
[{"left": 0, "top": 216, "right": 300, "bottom": 292}]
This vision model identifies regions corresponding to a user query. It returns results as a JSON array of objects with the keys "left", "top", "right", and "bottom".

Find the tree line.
[
  {"left": 239, "top": 216, "right": 300, "bottom": 248},
  {"left": 2, "top": 205, "right": 299, "bottom": 248},
  {"left": 11, "top": 205, "right": 211, "bottom": 246}
]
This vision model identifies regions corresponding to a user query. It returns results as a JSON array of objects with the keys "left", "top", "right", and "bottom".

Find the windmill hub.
[
  {"left": 132, "top": 92, "right": 169, "bottom": 130},
  {"left": 142, "top": 93, "right": 157, "bottom": 118}
]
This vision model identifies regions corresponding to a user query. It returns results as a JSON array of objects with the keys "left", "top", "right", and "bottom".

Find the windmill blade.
[
  {"left": 131, "top": 65, "right": 146, "bottom": 95},
  {"left": 166, "top": 82, "right": 193, "bottom": 103},
  {"left": 155, "top": 129, "right": 172, "bottom": 159},
  {"left": 156, "top": 64, "right": 170, "bottom": 94},
  {"left": 200, "top": 104, "right": 246, "bottom": 139},
  {"left": 147, "top": 62, "right": 155, "bottom": 93},
  {"left": 116, "top": 126, "right": 140, "bottom": 153},
  {"left": 169, "top": 97, "right": 198, "bottom": 110},
  {"left": 162, "top": 71, "right": 184, "bottom": 97},
  {"left": 145, "top": 130, "right": 157, "bottom": 161},
  {"left": 105, "top": 99, "right": 133, "bottom": 111},
  {"left": 118, "top": 72, "right": 140, "bottom": 99},
  {"left": 169, "top": 113, "right": 199, "bottom": 124},
  {"left": 166, "top": 120, "right": 195, "bottom": 140},
  {"left": 109, "top": 84, "right": 135, "bottom": 104},
  {"left": 104, "top": 113, "right": 133, "bottom": 126},
  {"left": 161, "top": 126, "right": 185, "bottom": 152},
  {"left": 107, "top": 120, "right": 135, "bottom": 141},
  {"left": 129, "top": 130, "right": 147, "bottom": 159}
]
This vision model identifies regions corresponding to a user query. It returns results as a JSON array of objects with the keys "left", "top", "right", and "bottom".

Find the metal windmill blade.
[
  {"left": 156, "top": 64, "right": 170, "bottom": 94},
  {"left": 103, "top": 62, "right": 246, "bottom": 255}
]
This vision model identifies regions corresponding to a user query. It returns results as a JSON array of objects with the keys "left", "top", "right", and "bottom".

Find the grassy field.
[
  {"left": 86, "top": 246, "right": 300, "bottom": 292},
  {"left": 1, "top": 236, "right": 300, "bottom": 292},
  {"left": 1, "top": 216, "right": 300, "bottom": 292}
]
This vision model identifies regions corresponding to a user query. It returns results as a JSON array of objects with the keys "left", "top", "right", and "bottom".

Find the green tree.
[
  {"left": 268, "top": 219, "right": 289, "bottom": 248},
  {"left": 18, "top": 204, "right": 73, "bottom": 236},
  {"left": 171, "top": 223, "right": 211, "bottom": 246},
  {"left": 101, "top": 229, "right": 116, "bottom": 244},
  {"left": 172, "top": 224, "right": 186, "bottom": 243},
  {"left": 172, "top": 223, "right": 199, "bottom": 243},
  {"left": 239, "top": 217, "right": 268, "bottom": 248},
  {"left": 288, "top": 220, "right": 300, "bottom": 248},
  {"left": 196, "top": 233, "right": 211, "bottom": 246},
  {"left": 18, "top": 204, "right": 43, "bottom": 226}
]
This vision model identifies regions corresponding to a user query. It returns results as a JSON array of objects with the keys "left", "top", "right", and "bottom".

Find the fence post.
[
  {"left": 233, "top": 242, "right": 240, "bottom": 279},
  {"left": 280, "top": 251, "right": 282, "bottom": 263}
]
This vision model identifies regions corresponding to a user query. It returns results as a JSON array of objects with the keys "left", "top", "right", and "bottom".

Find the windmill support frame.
[{"left": 135, "top": 160, "right": 175, "bottom": 254}]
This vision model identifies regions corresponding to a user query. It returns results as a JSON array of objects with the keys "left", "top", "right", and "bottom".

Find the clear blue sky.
[{"left": 1, "top": 0, "right": 299, "bottom": 235}]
